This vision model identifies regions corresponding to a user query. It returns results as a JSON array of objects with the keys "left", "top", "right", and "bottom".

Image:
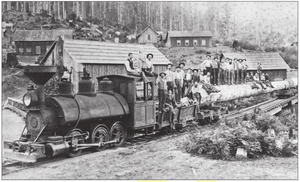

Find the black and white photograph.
[{"left": 2, "top": 1, "right": 298, "bottom": 180}]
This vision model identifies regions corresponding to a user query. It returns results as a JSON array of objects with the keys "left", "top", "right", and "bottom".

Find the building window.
[
  {"left": 193, "top": 40, "right": 198, "bottom": 46},
  {"left": 19, "top": 48, "right": 23, "bottom": 53},
  {"left": 201, "top": 39, "right": 206, "bottom": 46},
  {"left": 36, "top": 46, "right": 41, "bottom": 55},
  {"left": 148, "top": 35, "right": 151, "bottom": 40},
  {"left": 177, "top": 40, "right": 181, "bottom": 46},
  {"left": 26, "top": 48, "right": 31, "bottom": 53},
  {"left": 185, "top": 40, "right": 189, "bottom": 46}
]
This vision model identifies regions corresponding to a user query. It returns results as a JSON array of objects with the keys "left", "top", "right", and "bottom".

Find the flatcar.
[{"left": 4, "top": 66, "right": 222, "bottom": 162}]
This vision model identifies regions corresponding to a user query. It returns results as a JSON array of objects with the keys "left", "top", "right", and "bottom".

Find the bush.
[
  {"left": 67, "top": 12, "right": 77, "bottom": 21},
  {"left": 223, "top": 40, "right": 232, "bottom": 47},
  {"left": 181, "top": 112, "right": 298, "bottom": 160},
  {"left": 264, "top": 47, "right": 278, "bottom": 52},
  {"left": 195, "top": 49, "right": 206, "bottom": 54}
]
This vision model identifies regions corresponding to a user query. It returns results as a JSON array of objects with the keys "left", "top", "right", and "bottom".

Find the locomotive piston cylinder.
[{"left": 45, "top": 142, "right": 70, "bottom": 157}]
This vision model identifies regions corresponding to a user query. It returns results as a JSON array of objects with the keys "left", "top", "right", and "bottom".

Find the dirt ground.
[{"left": 1, "top": 110, "right": 298, "bottom": 180}]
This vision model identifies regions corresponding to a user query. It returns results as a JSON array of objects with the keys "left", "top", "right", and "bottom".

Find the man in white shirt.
[
  {"left": 164, "top": 63, "right": 175, "bottom": 92},
  {"left": 237, "top": 59, "right": 243, "bottom": 84},
  {"left": 201, "top": 55, "right": 212, "bottom": 76},
  {"left": 242, "top": 59, "right": 248, "bottom": 84},
  {"left": 179, "top": 62, "right": 186, "bottom": 97},
  {"left": 227, "top": 58, "right": 234, "bottom": 85},
  {"left": 141, "top": 53, "right": 158, "bottom": 77},
  {"left": 174, "top": 66, "right": 184, "bottom": 103}
]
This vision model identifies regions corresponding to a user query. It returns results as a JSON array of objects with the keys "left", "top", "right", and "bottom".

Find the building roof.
[
  {"left": 64, "top": 39, "right": 171, "bottom": 65},
  {"left": 221, "top": 52, "right": 290, "bottom": 70},
  {"left": 168, "top": 31, "right": 212, "bottom": 38},
  {"left": 13, "top": 29, "right": 74, "bottom": 41},
  {"left": 137, "top": 26, "right": 158, "bottom": 38}
]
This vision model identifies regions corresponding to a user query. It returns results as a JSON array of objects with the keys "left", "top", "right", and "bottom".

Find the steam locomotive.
[{"left": 5, "top": 65, "right": 215, "bottom": 162}]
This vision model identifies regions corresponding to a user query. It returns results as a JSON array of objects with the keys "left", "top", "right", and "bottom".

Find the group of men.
[
  {"left": 201, "top": 55, "right": 249, "bottom": 85},
  {"left": 125, "top": 52, "right": 273, "bottom": 113}
]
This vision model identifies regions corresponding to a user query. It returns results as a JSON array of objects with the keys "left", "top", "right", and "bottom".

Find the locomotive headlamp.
[{"left": 23, "top": 92, "right": 38, "bottom": 107}]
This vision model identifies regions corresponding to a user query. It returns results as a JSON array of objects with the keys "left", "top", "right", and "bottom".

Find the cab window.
[{"left": 136, "top": 81, "right": 153, "bottom": 102}]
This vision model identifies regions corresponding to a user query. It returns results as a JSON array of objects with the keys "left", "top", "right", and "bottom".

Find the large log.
[{"left": 201, "top": 78, "right": 298, "bottom": 105}]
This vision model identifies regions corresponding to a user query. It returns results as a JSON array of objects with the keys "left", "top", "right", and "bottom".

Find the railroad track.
[
  {"left": 224, "top": 95, "right": 298, "bottom": 120},
  {"left": 2, "top": 95, "right": 297, "bottom": 175}
]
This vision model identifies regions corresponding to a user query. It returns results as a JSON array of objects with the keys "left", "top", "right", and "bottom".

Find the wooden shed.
[
  {"left": 165, "top": 31, "right": 212, "bottom": 48},
  {"left": 63, "top": 39, "right": 171, "bottom": 92},
  {"left": 136, "top": 26, "right": 159, "bottom": 44},
  {"left": 13, "top": 29, "right": 73, "bottom": 56},
  {"left": 221, "top": 52, "right": 290, "bottom": 81}
]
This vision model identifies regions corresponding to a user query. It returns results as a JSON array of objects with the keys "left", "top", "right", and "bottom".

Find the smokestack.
[{"left": 23, "top": 66, "right": 57, "bottom": 106}]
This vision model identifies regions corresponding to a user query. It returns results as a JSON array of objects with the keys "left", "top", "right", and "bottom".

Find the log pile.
[{"left": 201, "top": 78, "right": 298, "bottom": 105}]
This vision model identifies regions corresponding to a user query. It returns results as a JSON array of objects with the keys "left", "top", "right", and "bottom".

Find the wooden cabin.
[
  {"left": 165, "top": 31, "right": 212, "bottom": 48},
  {"left": 13, "top": 29, "right": 73, "bottom": 56},
  {"left": 221, "top": 52, "right": 290, "bottom": 81},
  {"left": 136, "top": 26, "right": 158, "bottom": 44},
  {"left": 62, "top": 39, "right": 171, "bottom": 92}
]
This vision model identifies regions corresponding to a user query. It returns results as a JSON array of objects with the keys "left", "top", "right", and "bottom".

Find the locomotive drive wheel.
[
  {"left": 91, "top": 125, "right": 110, "bottom": 151},
  {"left": 66, "top": 129, "right": 85, "bottom": 158},
  {"left": 110, "top": 123, "right": 126, "bottom": 147}
]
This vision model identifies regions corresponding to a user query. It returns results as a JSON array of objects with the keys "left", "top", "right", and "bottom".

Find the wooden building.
[
  {"left": 13, "top": 29, "right": 73, "bottom": 56},
  {"left": 221, "top": 53, "right": 290, "bottom": 81},
  {"left": 165, "top": 31, "right": 212, "bottom": 48},
  {"left": 62, "top": 39, "right": 171, "bottom": 92},
  {"left": 136, "top": 26, "right": 158, "bottom": 44}
]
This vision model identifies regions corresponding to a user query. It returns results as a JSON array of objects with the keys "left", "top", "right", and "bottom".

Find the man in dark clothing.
[
  {"left": 257, "top": 62, "right": 262, "bottom": 81},
  {"left": 211, "top": 56, "right": 220, "bottom": 85},
  {"left": 156, "top": 72, "right": 168, "bottom": 112}
]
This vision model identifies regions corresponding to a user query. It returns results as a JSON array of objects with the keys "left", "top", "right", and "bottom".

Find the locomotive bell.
[{"left": 98, "top": 77, "right": 113, "bottom": 94}]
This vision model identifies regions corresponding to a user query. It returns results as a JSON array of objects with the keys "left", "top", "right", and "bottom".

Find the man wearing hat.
[
  {"left": 184, "top": 68, "right": 193, "bottom": 96},
  {"left": 211, "top": 56, "right": 220, "bottom": 85},
  {"left": 227, "top": 58, "right": 234, "bottom": 85},
  {"left": 257, "top": 62, "right": 262, "bottom": 81},
  {"left": 164, "top": 63, "right": 175, "bottom": 92},
  {"left": 201, "top": 55, "right": 212, "bottom": 76},
  {"left": 237, "top": 59, "right": 243, "bottom": 84},
  {"left": 192, "top": 69, "right": 200, "bottom": 83},
  {"left": 233, "top": 58, "right": 239, "bottom": 84},
  {"left": 141, "top": 53, "right": 158, "bottom": 77},
  {"left": 156, "top": 72, "right": 168, "bottom": 113},
  {"left": 242, "top": 59, "right": 248, "bottom": 84},
  {"left": 174, "top": 66, "right": 184, "bottom": 103},
  {"left": 179, "top": 62, "right": 186, "bottom": 97}
]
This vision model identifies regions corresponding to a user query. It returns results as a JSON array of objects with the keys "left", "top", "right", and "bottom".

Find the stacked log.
[{"left": 201, "top": 78, "right": 298, "bottom": 105}]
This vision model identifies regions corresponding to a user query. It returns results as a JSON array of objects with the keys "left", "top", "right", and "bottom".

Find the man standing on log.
[
  {"left": 233, "top": 58, "right": 238, "bottom": 84},
  {"left": 242, "top": 59, "right": 248, "bottom": 84},
  {"left": 257, "top": 62, "right": 262, "bottom": 81},
  {"left": 227, "top": 59, "right": 234, "bottom": 85},
  {"left": 211, "top": 56, "right": 219, "bottom": 85},
  {"left": 237, "top": 59, "right": 243, "bottom": 84}
]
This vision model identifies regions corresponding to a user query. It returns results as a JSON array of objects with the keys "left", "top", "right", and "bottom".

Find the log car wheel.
[
  {"left": 91, "top": 125, "right": 110, "bottom": 151},
  {"left": 110, "top": 122, "right": 126, "bottom": 147},
  {"left": 66, "top": 129, "right": 85, "bottom": 158}
]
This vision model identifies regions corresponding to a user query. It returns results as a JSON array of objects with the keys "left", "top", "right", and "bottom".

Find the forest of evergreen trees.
[{"left": 2, "top": 1, "right": 297, "bottom": 48}]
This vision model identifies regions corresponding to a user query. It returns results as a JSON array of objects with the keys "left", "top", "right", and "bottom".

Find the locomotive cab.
[{"left": 97, "top": 75, "right": 157, "bottom": 136}]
